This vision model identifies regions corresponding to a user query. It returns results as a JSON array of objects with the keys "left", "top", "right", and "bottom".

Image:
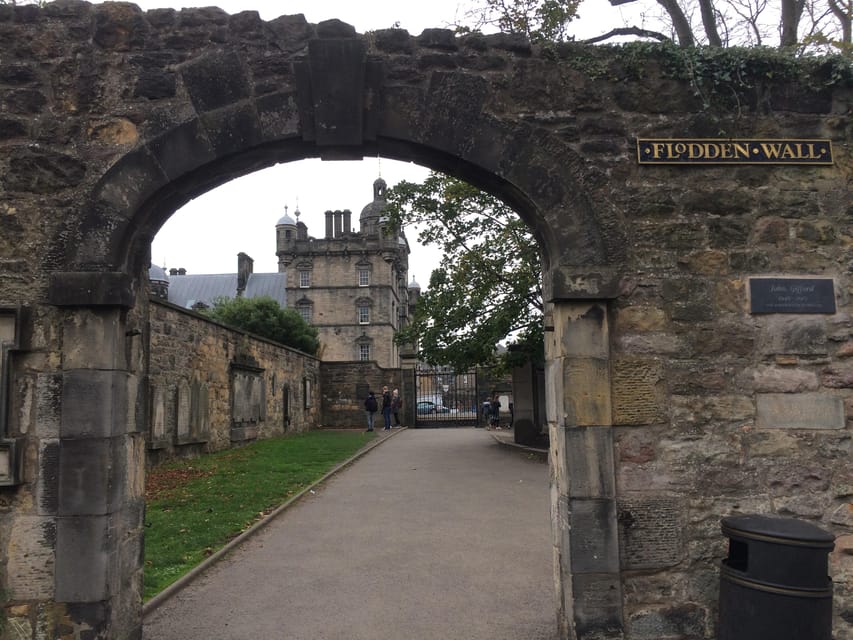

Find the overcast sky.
[{"left": 132, "top": 0, "right": 644, "bottom": 282}]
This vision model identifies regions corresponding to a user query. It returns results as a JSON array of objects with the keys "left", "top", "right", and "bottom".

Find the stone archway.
[{"left": 1, "top": 4, "right": 850, "bottom": 640}]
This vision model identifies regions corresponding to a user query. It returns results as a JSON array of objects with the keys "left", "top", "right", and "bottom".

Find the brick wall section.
[{"left": 147, "top": 300, "right": 320, "bottom": 464}]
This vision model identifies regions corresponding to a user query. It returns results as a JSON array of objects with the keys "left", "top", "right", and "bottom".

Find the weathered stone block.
[
  {"left": 556, "top": 303, "right": 609, "bottom": 358},
  {"left": 758, "top": 317, "right": 828, "bottom": 356},
  {"left": 614, "top": 306, "right": 667, "bottom": 332},
  {"left": 571, "top": 573, "right": 625, "bottom": 638},
  {"left": 627, "top": 603, "right": 708, "bottom": 639},
  {"left": 756, "top": 393, "right": 845, "bottom": 429},
  {"left": 60, "top": 370, "right": 129, "bottom": 439},
  {"left": 569, "top": 498, "right": 620, "bottom": 573},
  {"left": 562, "top": 426, "right": 616, "bottom": 498},
  {"left": 199, "top": 102, "right": 263, "bottom": 157},
  {"left": 179, "top": 50, "right": 251, "bottom": 113},
  {"left": 564, "top": 357, "right": 612, "bottom": 426},
  {"left": 55, "top": 516, "right": 109, "bottom": 601},
  {"left": 57, "top": 438, "right": 112, "bottom": 516},
  {"left": 6, "top": 515, "right": 55, "bottom": 599},
  {"left": 146, "top": 118, "right": 215, "bottom": 181},
  {"left": 618, "top": 497, "right": 686, "bottom": 570},
  {"left": 749, "top": 365, "right": 819, "bottom": 393},
  {"left": 613, "top": 358, "right": 666, "bottom": 425}
]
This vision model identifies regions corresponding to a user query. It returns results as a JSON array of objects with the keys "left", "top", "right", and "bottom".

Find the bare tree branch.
[{"left": 581, "top": 25, "right": 673, "bottom": 42}]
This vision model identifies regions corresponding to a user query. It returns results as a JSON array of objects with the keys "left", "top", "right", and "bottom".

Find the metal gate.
[{"left": 413, "top": 365, "right": 479, "bottom": 427}]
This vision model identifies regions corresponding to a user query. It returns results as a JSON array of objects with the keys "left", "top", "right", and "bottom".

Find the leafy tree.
[
  {"left": 459, "top": 0, "right": 582, "bottom": 42},
  {"left": 205, "top": 296, "right": 320, "bottom": 356},
  {"left": 385, "top": 173, "right": 543, "bottom": 372}
]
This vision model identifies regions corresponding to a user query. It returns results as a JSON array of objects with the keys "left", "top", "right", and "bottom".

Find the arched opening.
[{"left": 139, "top": 151, "right": 560, "bottom": 615}]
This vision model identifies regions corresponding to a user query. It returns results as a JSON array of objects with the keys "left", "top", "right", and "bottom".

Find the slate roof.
[{"left": 166, "top": 272, "right": 287, "bottom": 309}]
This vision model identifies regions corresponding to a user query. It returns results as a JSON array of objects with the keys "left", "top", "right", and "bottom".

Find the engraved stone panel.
[
  {"left": 191, "top": 379, "right": 210, "bottom": 440},
  {"left": 618, "top": 497, "right": 685, "bottom": 570},
  {"left": 150, "top": 384, "right": 166, "bottom": 444},
  {"left": 613, "top": 359, "right": 666, "bottom": 425},
  {"left": 756, "top": 393, "right": 845, "bottom": 430},
  {"left": 175, "top": 380, "right": 190, "bottom": 442}
]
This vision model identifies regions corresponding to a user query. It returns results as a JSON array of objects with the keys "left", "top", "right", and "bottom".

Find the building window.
[
  {"left": 359, "top": 344, "right": 370, "bottom": 361},
  {"left": 297, "top": 306, "right": 312, "bottom": 323},
  {"left": 299, "top": 270, "right": 310, "bottom": 288},
  {"left": 358, "top": 305, "right": 370, "bottom": 324},
  {"left": 358, "top": 268, "right": 370, "bottom": 287}
]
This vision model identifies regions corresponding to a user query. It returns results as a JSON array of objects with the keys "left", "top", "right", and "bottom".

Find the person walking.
[
  {"left": 490, "top": 395, "right": 501, "bottom": 429},
  {"left": 381, "top": 385, "right": 392, "bottom": 430},
  {"left": 391, "top": 389, "right": 403, "bottom": 427},
  {"left": 364, "top": 391, "right": 378, "bottom": 432}
]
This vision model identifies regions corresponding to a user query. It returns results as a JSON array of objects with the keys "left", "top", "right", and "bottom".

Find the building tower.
[{"left": 276, "top": 177, "right": 412, "bottom": 368}]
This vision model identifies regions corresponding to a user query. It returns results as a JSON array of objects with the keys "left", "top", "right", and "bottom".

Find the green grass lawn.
[{"left": 143, "top": 430, "right": 376, "bottom": 600}]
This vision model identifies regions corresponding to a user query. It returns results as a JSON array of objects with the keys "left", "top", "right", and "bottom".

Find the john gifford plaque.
[{"left": 750, "top": 278, "right": 836, "bottom": 314}]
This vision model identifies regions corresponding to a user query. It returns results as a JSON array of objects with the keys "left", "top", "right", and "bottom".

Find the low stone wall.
[
  {"left": 320, "top": 361, "right": 405, "bottom": 428},
  {"left": 147, "top": 300, "right": 321, "bottom": 465}
]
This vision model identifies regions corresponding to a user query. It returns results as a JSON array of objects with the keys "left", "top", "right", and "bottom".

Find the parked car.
[{"left": 416, "top": 400, "right": 450, "bottom": 415}]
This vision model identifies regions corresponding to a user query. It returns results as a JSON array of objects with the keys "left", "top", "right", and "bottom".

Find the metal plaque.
[
  {"left": 749, "top": 278, "right": 836, "bottom": 314},
  {"left": 638, "top": 139, "right": 833, "bottom": 165}
]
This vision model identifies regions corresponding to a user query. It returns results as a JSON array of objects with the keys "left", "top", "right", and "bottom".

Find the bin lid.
[{"left": 722, "top": 514, "right": 835, "bottom": 547}]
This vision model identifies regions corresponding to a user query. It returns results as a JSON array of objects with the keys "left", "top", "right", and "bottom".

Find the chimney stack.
[
  {"left": 237, "top": 252, "right": 253, "bottom": 294},
  {"left": 325, "top": 210, "right": 333, "bottom": 239}
]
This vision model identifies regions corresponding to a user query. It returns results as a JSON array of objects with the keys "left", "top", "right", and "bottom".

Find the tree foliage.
[
  {"left": 459, "top": 0, "right": 582, "bottom": 41},
  {"left": 385, "top": 173, "right": 542, "bottom": 372},
  {"left": 204, "top": 296, "right": 320, "bottom": 356}
]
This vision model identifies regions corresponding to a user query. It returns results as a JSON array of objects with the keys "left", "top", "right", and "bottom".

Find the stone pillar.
[
  {"left": 546, "top": 300, "right": 623, "bottom": 640},
  {"left": 54, "top": 306, "right": 145, "bottom": 639}
]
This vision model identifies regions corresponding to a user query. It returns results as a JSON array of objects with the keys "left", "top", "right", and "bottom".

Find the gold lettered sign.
[{"left": 637, "top": 139, "right": 834, "bottom": 165}]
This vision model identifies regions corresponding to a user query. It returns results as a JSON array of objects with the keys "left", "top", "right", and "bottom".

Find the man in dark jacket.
[
  {"left": 381, "top": 386, "right": 392, "bottom": 430},
  {"left": 364, "top": 391, "right": 378, "bottom": 432}
]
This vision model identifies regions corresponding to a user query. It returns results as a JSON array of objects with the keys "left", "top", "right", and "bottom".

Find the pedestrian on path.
[
  {"left": 364, "top": 391, "right": 378, "bottom": 431},
  {"left": 391, "top": 388, "right": 403, "bottom": 427},
  {"left": 490, "top": 395, "right": 501, "bottom": 429},
  {"left": 381, "top": 385, "right": 392, "bottom": 430}
]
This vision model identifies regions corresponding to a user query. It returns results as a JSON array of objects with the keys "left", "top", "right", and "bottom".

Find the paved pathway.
[{"left": 143, "top": 428, "right": 558, "bottom": 640}]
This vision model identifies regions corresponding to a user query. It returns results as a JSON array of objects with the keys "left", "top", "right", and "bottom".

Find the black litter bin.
[{"left": 719, "top": 514, "right": 835, "bottom": 640}]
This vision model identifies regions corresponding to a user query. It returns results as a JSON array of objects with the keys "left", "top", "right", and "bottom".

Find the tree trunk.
[
  {"left": 697, "top": 0, "right": 724, "bottom": 45},
  {"left": 780, "top": 0, "right": 807, "bottom": 47},
  {"left": 828, "top": 0, "right": 852, "bottom": 45},
  {"left": 656, "top": 0, "right": 696, "bottom": 46}
]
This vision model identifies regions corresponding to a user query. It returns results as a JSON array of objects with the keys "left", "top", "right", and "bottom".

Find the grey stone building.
[{"left": 276, "top": 177, "right": 415, "bottom": 368}]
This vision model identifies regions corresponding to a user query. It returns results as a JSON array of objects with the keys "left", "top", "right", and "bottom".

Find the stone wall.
[
  {"left": 0, "top": 3, "right": 850, "bottom": 638},
  {"left": 320, "top": 361, "right": 405, "bottom": 428},
  {"left": 147, "top": 300, "right": 320, "bottom": 465}
]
